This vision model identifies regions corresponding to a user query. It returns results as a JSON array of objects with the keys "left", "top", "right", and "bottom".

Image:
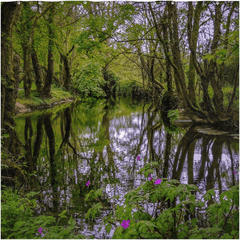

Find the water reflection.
[{"left": 15, "top": 99, "right": 239, "bottom": 238}]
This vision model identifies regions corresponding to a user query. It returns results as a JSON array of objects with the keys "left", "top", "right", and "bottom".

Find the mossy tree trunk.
[
  {"left": 22, "top": 41, "right": 32, "bottom": 99},
  {"left": 13, "top": 53, "right": 21, "bottom": 100},
  {"left": 61, "top": 45, "right": 74, "bottom": 90},
  {"left": 1, "top": 2, "right": 22, "bottom": 155},
  {"left": 161, "top": 5, "right": 173, "bottom": 97},
  {"left": 43, "top": 6, "right": 55, "bottom": 98},
  {"left": 149, "top": 2, "right": 238, "bottom": 127},
  {"left": 31, "top": 41, "right": 43, "bottom": 94}
]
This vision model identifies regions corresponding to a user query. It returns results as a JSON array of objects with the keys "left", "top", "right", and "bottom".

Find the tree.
[
  {"left": 149, "top": 1, "right": 239, "bottom": 128},
  {"left": 1, "top": 2, "right": 22, "bottom": 154},
  {"left": 42, "top": 4, "right": 55, "bottom": 98}
]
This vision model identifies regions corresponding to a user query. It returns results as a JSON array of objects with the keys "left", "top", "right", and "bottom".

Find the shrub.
[
  {"left": 85, "top": 162, "right": 239, "bottom": 239},
  {"left": 1, "top": 187, "right": 88, "bottom": 239},
  {"left": 72, "top": 63, "right": 106, "bottom": 98}
]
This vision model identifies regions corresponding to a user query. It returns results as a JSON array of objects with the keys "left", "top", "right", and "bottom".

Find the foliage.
[
  {"left": 116, "top": 80, "right": 147, "bottom": 98},
  {"left": 85, "top": 163, "right": 239, "bottom": 239},
  {"left": 101, "top": 71, "right": 119, "bottom": 97},
  {"left": 16, "top": 84, "right": 73, "bottom": 107},
  {"left": 167, "top": 109, "right": 179, "bottom": 123},
  {"left": 72, "top": 62, "right": 106, "bottom": 99},
  {"left": 1, "top": 187, "right": 88, "bottom": 239}
]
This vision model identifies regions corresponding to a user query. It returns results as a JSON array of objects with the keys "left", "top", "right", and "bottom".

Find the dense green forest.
[
  {"left": 2, "top": 1, "right": 239, "bottom": 147},
  {"left": 1, "top": 1, "right": 239, "bottom": 239}
]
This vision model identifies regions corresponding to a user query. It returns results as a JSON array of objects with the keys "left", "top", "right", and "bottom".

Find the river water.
[{"left": 15, "top": 98, "right": 239, "bottom": 239}]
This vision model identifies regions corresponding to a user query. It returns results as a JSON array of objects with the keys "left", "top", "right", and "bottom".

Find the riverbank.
[{"left": 15, "top": 85, "right": 78, "bottom": 115}]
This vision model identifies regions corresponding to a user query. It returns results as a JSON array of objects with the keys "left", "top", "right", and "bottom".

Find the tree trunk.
[
  {"left": 162, "top": 6, "right": 173, "bottom": 96},
  {"left": 1, "top": 2, "right": 21, "bottom": 154},
  {"left": 13, "top": 53, "right": 21, "bottom": 100},
  {"left": 62, "top": 54, "right": 71, "bottom": 90},
  {"left": 187, "top": 2, "right": 202, "bottom": 107},
  {"left": 43, "top": 6, "right": 55, "bottom": 98},
  {"left": 31, "top": 43, "right": 43, "bottom": 94}
]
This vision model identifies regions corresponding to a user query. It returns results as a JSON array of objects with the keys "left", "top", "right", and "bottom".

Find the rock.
[{"left": 15, "top": 102, "right": 30, "bottom": 114}]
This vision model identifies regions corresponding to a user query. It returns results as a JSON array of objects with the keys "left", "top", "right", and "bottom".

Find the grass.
[{"left": 16, "top": 84, "right": 74, "bottom": 107}]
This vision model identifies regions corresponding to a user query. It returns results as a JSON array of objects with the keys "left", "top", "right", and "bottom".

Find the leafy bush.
[
  {"left": 72, "top": 63, "right": 106, "bottom": 98},
  {"left": 1, "top": 187, "right": 87, "bottom": 239},
  {"left": 85, "top": 162, "right": 239, "bottom": 239}
]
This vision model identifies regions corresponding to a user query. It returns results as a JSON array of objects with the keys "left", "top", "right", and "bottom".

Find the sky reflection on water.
[{"left": 15, "top": 99, "right": 239, "bottom": 239}]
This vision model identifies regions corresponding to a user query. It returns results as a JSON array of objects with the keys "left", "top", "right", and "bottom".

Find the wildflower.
[
  {"left": 137, "top": 156, "right": 140, "bottom": 161},
  {"left": 86, "top": 181, "right": 90, "bottom": 186},
  {"left": 155, "top": 179, "right": 161, "bottom": 185},
  {"left": 38, "top": 228, "right": 43, "bottom": 234},
  {"left": 121, "top": 220, "right": 130, "bottom": 229},
  {"left": 233, "top": 171, "right": 236, "bottom": 174},
  {"left": 149, "top": 173, "right": 152, "bottom": 181}
]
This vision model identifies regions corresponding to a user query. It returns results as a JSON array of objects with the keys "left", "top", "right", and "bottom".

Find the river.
[{"left": 15, "top": 98, "right": 239, "bottom": 239}]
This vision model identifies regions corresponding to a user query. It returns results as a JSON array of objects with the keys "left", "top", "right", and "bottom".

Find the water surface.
[{"left": 15, "top": 98, "right": 239, "bottom": 238}]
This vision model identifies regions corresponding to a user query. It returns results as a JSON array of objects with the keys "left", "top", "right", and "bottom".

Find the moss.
[{"left": 16, "top": 85, "right": 74, "bottom": 108}]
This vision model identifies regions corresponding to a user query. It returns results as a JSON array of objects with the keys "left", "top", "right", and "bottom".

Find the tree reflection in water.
[{"left": 15, "top": 99, "right": 239, "bottom": 238}]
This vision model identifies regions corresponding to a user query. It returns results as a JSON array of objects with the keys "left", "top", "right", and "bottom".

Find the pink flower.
[
  {"left": 38, "top": 228, "right": 43, "bottom": 234},
  {"left": 137, "top": 156, "right": 140, "bottom": 161},
  {"left": 86, "top": 181, "right": 90, "bottom": 186},
  {"left": 233, "top": 171, "right": 236, "bottom": 174},
  {"left": 155, "top": 179, "right": 161, "bottom": 185},
  {"left": 121, "top": 220, "right": 130, "bottom": 229},
  {"left": 149, "top": 173, "right": 152, "bottom": 181}
]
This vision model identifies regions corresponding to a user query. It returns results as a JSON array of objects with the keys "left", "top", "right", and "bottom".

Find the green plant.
[
  {"left": 72, "top": 63, "right": 106, "bottom": 98},
  {"left": 167, "top": 109, "right": 179, "bottom": 123},
  {"left": 85, "top": 162, "right": 239, "bottom": 239},
  {"left": 1, "top": 188, "right": 88, "bottom": 239}
]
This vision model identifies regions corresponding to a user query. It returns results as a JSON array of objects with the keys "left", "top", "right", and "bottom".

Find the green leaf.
[
  {"left": 68, "top": 217, "right": 76, "bottom": 226},
  {"left": 216, "top": 48, "right": 228, "bottom": 57},
  {"left": 112, "top": 226, "right": 123, "bottom": 239},
  {"left": 13, "top": 221, "right": 25, "bottom": 231},
  {"left": 191, "top": 218, "right": 198, "bottom": 228},
  {"left": 203, "top": 53, "right": 214, "bottom": 61},
  {"left": 105, "top": 224, "right": 112, "bottom": 234},
  {"left": 59, "top": 209, "right": 67, "bottom": 216},
  {"left": 59, "top": 228, "right": 71, "bottom": 236},
  {"left": 190, "top": 234, "right": 202, "bottom": 239},
  {"left": 128, "top": 227, "right": 138, "bottom": 236}
]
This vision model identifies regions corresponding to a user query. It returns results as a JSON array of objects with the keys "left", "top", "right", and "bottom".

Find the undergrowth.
[
  {"left": 16, "top": 84, "right": 74, "bottom": 107},
  {"left": 1, "top": 187, "right": 89, "bottom": 239},
  {"left": 85, "top": 162, "right": 239, "bottom": 239}
]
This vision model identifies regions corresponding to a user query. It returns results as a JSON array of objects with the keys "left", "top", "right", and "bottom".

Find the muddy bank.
[{"left": 15, "top": 98, "right": 75, "bottom": 115}]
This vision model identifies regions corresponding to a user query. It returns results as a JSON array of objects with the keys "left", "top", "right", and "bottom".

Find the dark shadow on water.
[{"left": 14, "top": 98, "right": 239, "bottom": 238}]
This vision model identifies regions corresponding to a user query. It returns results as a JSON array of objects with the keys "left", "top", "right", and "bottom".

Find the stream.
[{"left": 15, "top": 98, "right": 239, "bottom": 239}]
